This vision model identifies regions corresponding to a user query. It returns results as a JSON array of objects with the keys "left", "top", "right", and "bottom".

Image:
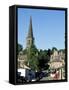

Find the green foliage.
[
  {"left": 26, "top": 46, "right": 51, "bottom": 71},
  {"left": 52, "top": 47, "right": 58, "bottom": 54},
  {"left": 39, "top": 49, "right": 47, "bottom": 56},
  {"left": 17, "top": 42, "right": 65, "bottom": 72},
  {"left": 52, "top": 47, "right": 57, "bottom": 50},
  {"left": 17, "top": 44, "right": 23, "bottom": 54},
  {"left": 47, "top": 49, "right": 52, "bottom": 56},
  {"left": 23, "top": 49, "right": 27, "bottom": 55},
  {"left": 59, "top": 49, "right": 65, "bottom": 53},
  {"left": 27, "top": 44, "right": 39, "bottom": 71},
  {"left": 38, "top": 50, "right": 50, "bottom": 71},
  {"left": 28, "top": 57, "right": 39, "bottom": 71}
]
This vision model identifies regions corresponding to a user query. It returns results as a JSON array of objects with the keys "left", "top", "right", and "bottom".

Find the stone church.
[{"left": 18, "top": 16, "right": 34, "bottom": 69}]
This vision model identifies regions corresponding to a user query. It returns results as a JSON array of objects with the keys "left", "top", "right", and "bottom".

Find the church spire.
[
  {"left": 27, "top": 16, "right": 34, "bottom": 38},
  {"left": 26, "top": 16, "right": 34, "bottom": 49}
]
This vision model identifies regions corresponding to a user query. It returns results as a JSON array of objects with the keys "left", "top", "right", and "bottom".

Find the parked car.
[{"left": 35, "top": 71, "right": 48, "bottom": 81}]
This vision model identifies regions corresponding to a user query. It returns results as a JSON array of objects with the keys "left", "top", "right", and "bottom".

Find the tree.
[
  {"left": 52, "top": 47, "right": 58, "bottom": 54},
  {"left": 28, "top": 57, "right": 39, "bottom": 71},
  {"left": 47, "top": 49, "right": 52, "bottom": 57},
  {"left": 17, "top": 44, "right": 23, "bottom": 54},
  {"left": 59, "top": 49, "right": 65, "bottom": 53},
  {"left": 37, "top": 49, "right": 50, "bottom": 71},
  {"left": 38, "top": 54, "right": 49, "bottom": 71},
  {"left": 27, "top": 44, "right": 39, "bottom": 71},
  {"left": 43, "top": 50, "right": 48, "bottom": 55},
  {"left": 23, "top": 49, "right": 27, "bottom": 55}
]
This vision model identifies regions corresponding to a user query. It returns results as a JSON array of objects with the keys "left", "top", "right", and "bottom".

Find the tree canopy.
[
  {"left": 27, "top": 44, "right": 39, "bottom": 71},
  {"left": 18, "top": 44, "right": 23, "bottom": 54},
  {"left": 17, "top": 43, "right": 64, "bottom": 72}
]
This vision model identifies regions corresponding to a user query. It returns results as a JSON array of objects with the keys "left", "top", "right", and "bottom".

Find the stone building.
[
  {"left": 18, "top": 16, "right": 34, "bottom": 69},
  {"left": 50, "top": 49, "right": 65, "bottom": 62},
  {"left": 18, "top": 53, "right": 27, "bottom": 68},
  {"left": 49, "top": 49, "right": 65, "bottom": 80}
]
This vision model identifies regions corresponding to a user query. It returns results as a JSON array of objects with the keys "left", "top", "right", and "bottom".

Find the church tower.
[{"left": 26, "top": 16, "right": 34, "bottom": 49}]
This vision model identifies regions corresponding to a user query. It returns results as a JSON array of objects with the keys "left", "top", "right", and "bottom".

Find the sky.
[{"left": 18, "top": 8, "right": 65, "bottom": 50}]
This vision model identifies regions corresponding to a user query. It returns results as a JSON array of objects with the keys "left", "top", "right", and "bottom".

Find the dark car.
[
  {"left": 35, "top": 71, "right": 48, "bottom": 81},
  {"left": 25, "top": 69, "right": 36, "bottom": 82}
]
